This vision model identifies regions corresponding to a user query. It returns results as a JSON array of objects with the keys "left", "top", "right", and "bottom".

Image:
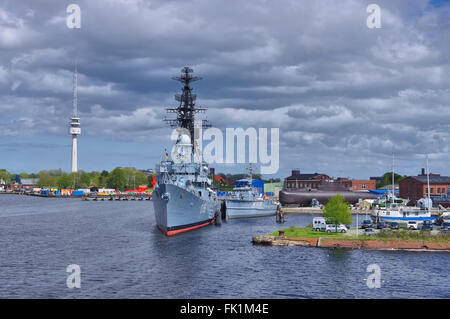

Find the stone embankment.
[{"left": 252, "top": 235, "right": 450, "bottom": 251}]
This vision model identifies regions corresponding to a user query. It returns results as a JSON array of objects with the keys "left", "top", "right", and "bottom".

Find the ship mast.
[
  {"left": 248, "top": 163, "right": 253, "bottom": 180},
  {"left": 391, "top": 153, "right": 395, "bottom": 205},
  {"left": 165, "top": 67, "right": 211, "bottom": 152},
  {"left": 426, "top": 154, "right": 431, "bottom": 211}
]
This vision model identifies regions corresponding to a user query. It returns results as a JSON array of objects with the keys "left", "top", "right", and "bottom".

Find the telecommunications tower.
[{"left": 69, "top": 64, "right": 81, "bottom": 172}]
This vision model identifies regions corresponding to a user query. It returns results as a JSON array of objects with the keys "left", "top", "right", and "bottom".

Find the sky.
[{"left": 0, "top": 0, "right": 450, "bottom": 179}]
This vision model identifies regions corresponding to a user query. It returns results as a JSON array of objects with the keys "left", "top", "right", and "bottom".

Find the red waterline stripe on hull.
[{"left": 157, "top": 220, "right": 214, "bottom": 237}]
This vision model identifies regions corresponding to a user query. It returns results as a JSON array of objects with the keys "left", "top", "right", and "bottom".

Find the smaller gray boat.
[{"left": 225, "top": 173, "right": 277, "bottom": 219}]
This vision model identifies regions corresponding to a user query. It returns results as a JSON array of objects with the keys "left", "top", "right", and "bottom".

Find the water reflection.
[{"left": 1, "top": 195, "right": 449, "bottom": 298}]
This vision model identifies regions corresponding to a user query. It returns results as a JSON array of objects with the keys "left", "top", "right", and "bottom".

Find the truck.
[{"left": 312, "top": 217, "right": 327, "bottom": 231}]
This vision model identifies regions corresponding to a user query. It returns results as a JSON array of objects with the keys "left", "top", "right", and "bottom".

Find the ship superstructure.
[
  {"left": 152, "top": 67, "right": 220, "bottom": 236},
  {"left": 225, "top": 165, "right": 277, "bottom": 219}
]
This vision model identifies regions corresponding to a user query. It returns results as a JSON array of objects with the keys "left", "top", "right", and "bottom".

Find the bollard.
[{"left": 214, "top": 210, "right": 222, "bottom": 226}]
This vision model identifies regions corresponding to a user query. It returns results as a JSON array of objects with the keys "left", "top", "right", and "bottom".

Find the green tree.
[
  {"left": 37, "top": 171, "right": 56, "bottom": 188},
  {"left": 69, "top": 172, "right": 80, "bottom": 189},
  {"left": 0, "top": 169, "right": 11, "bottom": 183},
  {"left": 56, "top": 173, "right": 72, "bottom": 189},
  {"left": 100, "top": 170, "right": 109, "bottom": 177},
  {"left": 99, "top": 170, "right": 109, "bottom": 188},
  {"left": 20, "top": 172, "right": 30, "bottom": 179},
  {"left": 119, "top": 168, "right": 149, "bottom": 189},
  {"left": 135, "top": 171, "right": 148, "bottom": 187},
  {"left": 378, "top": 172, "right": 405, "bottom": 188},
  {"left": 89, "top": 171, "right": 100, "bottom": 187},
  {"left": 106, "top": 168, "right": 126, "bottom": 190},
  {"left": 47, "top": 169, "right": 64, "bottom": 177},
  {"left": 79, "top": 171, "right": 91, "bottom": 188},
  {"left": 323, "top": 194, "right": 352, "bottom": 232}
]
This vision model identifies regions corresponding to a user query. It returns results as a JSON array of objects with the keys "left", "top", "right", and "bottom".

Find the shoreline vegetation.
[
  {"left": 0, "top": 168, "right": 278, "bottom": 192},
  {"left": 0, "top": 168, "right": 153, "bottom": 190},
  {"left": 253, "top": 226, "right": 450, "bottom": 251}
]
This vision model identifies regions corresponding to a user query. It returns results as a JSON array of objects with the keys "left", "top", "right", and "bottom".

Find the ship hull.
[
  {"left": 226, "top": 199, "right": 277, "bottom": 219},
  {"left": 279, "top": 189, "right": 378, "bottom": 206},
  {"left": 153, "top": 183, "right": 216, "bottom": 236},
  {"left": 376, "top": 216, "right": 437, "bottom": 222},
  {"left": 371, "top": 209, "right": 437, "bottom": 223}
]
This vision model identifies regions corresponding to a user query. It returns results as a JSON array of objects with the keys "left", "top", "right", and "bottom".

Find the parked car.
[
  {"left": 326, "top": 224, "right": 348, "bottom": 233},
  {"left": 313, "top": 217, "right": 327, "bottom": 231},
  {"left": 442, "top": 222, "right": 450, "bottom": 229},
  {"left": 389, "top": 222, "right": 400, "bottom": 230},
  {"left": 376, "top": 221, "right": 388, "bottom": 229},
  {"left": 407, "top": 221, "right": 419, "bottom": 230},
  {"left": 440, "top": 227, "right": 450, "bottom": 233},
  {"left": 361, "top": 219, "right": 373, "bottom": 229},
  {"left": 421, "top": 220, "right": 433, "bottom": 231},
  {"left": 364, "top": 228, "right": 375, "bottom": 236}
]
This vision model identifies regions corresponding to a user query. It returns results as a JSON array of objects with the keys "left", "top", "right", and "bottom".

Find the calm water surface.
[{"left": 0, "top": 194, "right": 448, "bottom": 298}]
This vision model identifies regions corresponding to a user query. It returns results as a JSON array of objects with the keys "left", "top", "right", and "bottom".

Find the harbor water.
[{"left": 0, "top": 194, "right": 449, "bottom": 298}]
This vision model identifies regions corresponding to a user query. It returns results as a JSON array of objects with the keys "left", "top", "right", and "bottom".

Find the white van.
[
  {"left": 313, "top": 217, "right": 327, "bottom": 231},
  {"left": 407, "top": 221, "right": 419, "bottom": 230}
]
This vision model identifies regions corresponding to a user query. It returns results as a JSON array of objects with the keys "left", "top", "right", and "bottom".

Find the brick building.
[
  {"left": 351, "top": 180, "right": 376, "bottom": 192},
  {"left": 286, "top": 170, "right": 377, "bottom": 191},
  {"left": 335, "top": 177, "right": 352, "bottom": 190},
  {"left": 335, "top": 178, "right": 376, "bottom": 191},
  {"left": 399, "top": 168, "right": 450, "bottom": 204},
  {"left": 284, "top": 170, "right": 331, "bottom": 190}
]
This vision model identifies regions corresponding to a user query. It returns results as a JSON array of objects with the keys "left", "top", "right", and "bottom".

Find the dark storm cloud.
[{"left": 0, "top": 0, "right": 449, "bottom": 176}]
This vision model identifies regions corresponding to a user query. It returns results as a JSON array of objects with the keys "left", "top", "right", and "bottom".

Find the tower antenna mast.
[
  {"left": 73, "top": 62, "right": 78, "bottom": 117},
  {"left": 69, "top": 62, "right": 81, "bottom": 172},
  {"left": 426, "top": 154, "right": 430, "bottom": 212}
]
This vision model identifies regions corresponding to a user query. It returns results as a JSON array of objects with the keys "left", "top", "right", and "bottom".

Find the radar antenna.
[{"left": 164, "top": 67, "right": 211, "bottom": 150}]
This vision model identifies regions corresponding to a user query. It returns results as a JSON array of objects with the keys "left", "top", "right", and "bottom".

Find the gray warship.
[
  {"left": 226, "top": 166, "right": 277, "bottom": 219},
  {"left": 152, "top": 67, "right": 221, "bottom": 236}
]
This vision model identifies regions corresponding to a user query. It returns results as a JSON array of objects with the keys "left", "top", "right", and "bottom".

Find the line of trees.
[
  {"left": 0, "top": 168, "right": 154, "bottom": 191},
  {"left": 377, "top": 172, "right": 406, "bottom": 188}
]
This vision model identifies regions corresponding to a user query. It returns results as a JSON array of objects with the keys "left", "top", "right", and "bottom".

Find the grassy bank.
[
  {"left": 370, "top": 229, "right": 450, "bottom": 242},
  {"left": 268, "top": 226, "right": 348, "bottom": 239},
  {"left": 268, "top": 227, "right": 450, "bottom": 242}
]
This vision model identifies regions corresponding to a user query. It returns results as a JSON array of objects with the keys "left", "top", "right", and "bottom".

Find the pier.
[
  {"left": 82, "top": 194, "right": 152, "bottom": 201},
  {"left": 0, "top": 191, "right": 152, "bottom": 201}
]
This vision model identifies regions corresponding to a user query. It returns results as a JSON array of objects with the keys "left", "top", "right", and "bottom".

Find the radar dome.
[{"left": 176, "top": 134, "right": 191, "bottom": 145}]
